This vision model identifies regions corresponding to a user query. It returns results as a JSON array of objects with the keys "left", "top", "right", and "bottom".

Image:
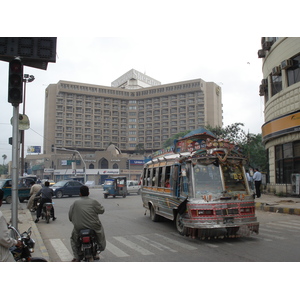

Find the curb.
[
  {"left": 255, "top": 202, "right": 300, "bottom": 215},
  {"left": 24, "top": 209, "right": 50, "bottom": 262}
]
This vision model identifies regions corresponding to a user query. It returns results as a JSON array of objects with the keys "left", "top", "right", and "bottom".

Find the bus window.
[
  {"left": 193, "top": 164, "right": 223, "bottom": 197},
  {"left": 152, "top": 168, "right": 157, "bottom": 186},
  {"left": 164, "top": 166, "right": 171, "bottom": 187},
  {"left": 181, "top": 164, "right": 189, "bottom": 196},
  {"left": 172, "top": 165, "right": 180, "bottom": 196},
  {"left": 146, "top": 168, "right": 151, "bottom": 186},
  {"left": 142, "top": 168, "right": 147, "bottom": 186},
  {"left": 158, "top": 166, "right": 163, "bottom": 187},
  {"left": 222, "top": 163, "right": 247, "bottom": 192}
]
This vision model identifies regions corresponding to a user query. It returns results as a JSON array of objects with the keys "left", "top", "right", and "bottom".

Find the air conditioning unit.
[
  {"left": 258, "top": 49, "right": 265, "bottom": 58},
  {"left": 261, "top": 79, "right": 268, "bottom": 87},
  {"left": 263, "top": 41, "right": 273, "bottom": 51},
  {"left": 272, "top": 66, "right": 281, "bottom": 76},
  {"left": 281, "top": 59, "right": 293, "bottom": 70},
  {"left": 291, "top": 174, "right": 300, "bottom": 195},
  {"left": 259, "top": 84, "right": 266, "bottom": 96}
]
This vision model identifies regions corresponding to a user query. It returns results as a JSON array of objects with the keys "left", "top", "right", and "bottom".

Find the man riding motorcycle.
[{"left": 69, "top": 185, "right": 106, "bottom": 262}]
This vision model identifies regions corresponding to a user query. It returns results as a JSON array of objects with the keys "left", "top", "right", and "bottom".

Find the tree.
[
  {"left": 162, "top": 130, "right": 190, "bottom": 148},
  {"left": 204, "top": 123, "right": 268, "bottom": 172},
  {"left": 135, "top": 143, "right": 145, "bottom": 155},
  {"left": 2, "top": 154, "right": 7, "bottom": 165}
]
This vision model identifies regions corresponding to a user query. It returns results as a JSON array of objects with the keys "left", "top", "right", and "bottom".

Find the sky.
[
  {"left": 0, "top": 1, "right": 293, "bottom": 165},
  {"left": 0, "top": 35, "right": 265, "bottom": 162}
]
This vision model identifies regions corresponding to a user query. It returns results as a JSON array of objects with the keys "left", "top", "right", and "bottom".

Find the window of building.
[
  {"left": 275, "top": 141, "right": 300, "bottom": 183},
  {"left": 271, "top": 74, "right": 282, "bottom": 96},
  {"left": 287, "top": 54, "right": 300, "bottom": 86}
]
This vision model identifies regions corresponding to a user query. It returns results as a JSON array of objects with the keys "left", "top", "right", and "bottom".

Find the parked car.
[
  {"left": 51, "top": 180, "right": 83, "bottom": 198},
  {"left": 126, "top": 180, "right": 141, "bottom": 195},
  {"left": 0, "top": 178, "right": 32, "bottom": 204}
]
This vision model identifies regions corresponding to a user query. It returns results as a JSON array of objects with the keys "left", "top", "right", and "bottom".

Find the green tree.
[
  {"left": 162, "top": 130, "right": 190, "bottom": 148},
  {"left": 2, "top": 154, "right": 7, "bottom": 165},
  {"left": 135, "top": 143, "right": 145, "bottom": 155},
  {"left": 205, "top": 123, "right": 268, "bottom": 172}
]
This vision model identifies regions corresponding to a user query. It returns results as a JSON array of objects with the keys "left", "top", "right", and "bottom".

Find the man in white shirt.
[{"left": 253, "top": 168, "right": 262, "bottom": 198}]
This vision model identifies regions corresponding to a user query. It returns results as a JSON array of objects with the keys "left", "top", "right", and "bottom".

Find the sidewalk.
[
  {"left": 1, "top": 202, "right": 50, "bottom": 262},
  {"left": 255, "top": 193, "right": 300, "bottom": 215}
]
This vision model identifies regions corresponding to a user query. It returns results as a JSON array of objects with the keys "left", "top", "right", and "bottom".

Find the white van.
[{"left": 127, "top": 180, "right": 141, "bottom": 195}]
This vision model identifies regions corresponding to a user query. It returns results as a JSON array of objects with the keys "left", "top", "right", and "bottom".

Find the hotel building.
[
  {"left": 44, "top": 69, "right": 223, "bottom": 155},
  {"left": 25, "top": 69, "right": 222, "bottom": 183}
]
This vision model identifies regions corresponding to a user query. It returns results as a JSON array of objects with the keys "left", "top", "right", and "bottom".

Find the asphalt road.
[{"left": 36, "top": 189, "right": 300, "bottom": 262}]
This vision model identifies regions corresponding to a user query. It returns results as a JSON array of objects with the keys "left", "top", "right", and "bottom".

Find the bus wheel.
[
  {"left": 175, "top": 213, "right": 187, "bottom": 236},
  {"left": 150, "top": 205, "right": 160, "bottom": 222}
]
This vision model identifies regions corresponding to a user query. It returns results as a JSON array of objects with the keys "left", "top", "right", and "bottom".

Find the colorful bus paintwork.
[{"left": 141, "top": 130, "right": 259, "bottom": 238}]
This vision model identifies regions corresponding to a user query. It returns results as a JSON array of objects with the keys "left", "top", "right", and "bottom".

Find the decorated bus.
[{"left": 141, "top": 128, "right": 259, "bottom": 239}]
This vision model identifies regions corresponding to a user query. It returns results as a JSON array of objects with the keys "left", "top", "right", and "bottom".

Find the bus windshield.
[
  {"left": 222, "top": 163, "right": 247, "bottom": 192},
  {"left": 193, "top": 163, "right": 223, "bottom": 198}
]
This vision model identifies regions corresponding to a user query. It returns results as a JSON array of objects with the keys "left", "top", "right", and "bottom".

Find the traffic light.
[{"left": 8, "top": 58, "right": 23, "bottom": 106}]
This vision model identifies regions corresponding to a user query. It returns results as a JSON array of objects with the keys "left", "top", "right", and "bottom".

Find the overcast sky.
[
  {"left": 0, "top": 0, "right": 292, "bottom": 163},
  {"left": 0, "top": 36, "right": 265, "bottom": 162}
]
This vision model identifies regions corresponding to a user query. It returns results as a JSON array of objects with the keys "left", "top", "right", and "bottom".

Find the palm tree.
[{"left": 2, "top": 154, "right": 7, "bottom": 165}]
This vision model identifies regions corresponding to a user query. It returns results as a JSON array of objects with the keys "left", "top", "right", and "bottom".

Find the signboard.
[
  {"left": 61, "top": 160, "right": 81, "bottom": 166},
  {"left": 27, "top": 146, "right": 41, "bottom": 153},
  {"left": 0, "top": 37, "right": 57, "bottom": 70},
  {"left": 129, "top": 160, "right": 145, "bottom": 165}
]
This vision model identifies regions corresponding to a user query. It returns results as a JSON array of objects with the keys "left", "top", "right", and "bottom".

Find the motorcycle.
[
  {"left": 9, "top": 225, "right": 47, "bottom": 262},
  {"left": 31, "top": 195, "right": 41, "bottom": 212},
  {"left": 78, "top": 228, "right": 99, "bottom": 262},
  {"left": 41, "top": 202, "right": 54, "bottom": 223}
]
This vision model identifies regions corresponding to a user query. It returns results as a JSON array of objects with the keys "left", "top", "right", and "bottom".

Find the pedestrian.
[
  {"left": 27, "top": 181, "right": 42, "bottom": 211},
  {"left": 253, "top": 168, "right": 262, "bottom": 198},
  {"left": 0, "top": 189, "right": 22, "bottom": 262},
  {"left": 69, "top": 185, "right": 106, "bottom": 262},
  {"left": 246, "top": 170, "right": 253, "bottom": 190},
  {"left": 35, "top": 181, "right": 56, "bottom": 223}
]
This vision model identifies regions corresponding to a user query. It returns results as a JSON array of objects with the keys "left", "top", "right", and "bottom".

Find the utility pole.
[{"left": 1, "top": 37, "right": 57, "bottom": 230}]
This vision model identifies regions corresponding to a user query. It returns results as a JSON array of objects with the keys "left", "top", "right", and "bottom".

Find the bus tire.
[
  {"left": 150, "top": 204, "right": 160, "bottom": 222},
  {"left": 175, "top": 213, "right": 187, "bottom": 236}
]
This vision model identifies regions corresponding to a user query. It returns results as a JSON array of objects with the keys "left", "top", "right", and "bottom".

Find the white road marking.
[
  {"left": 50, "top": 239, "right": 73, "bottom": 261},
  {"left": 106, "top": 241, "right": 129, "bottom": 257},
  {"left": 113, "top": 236, "right": 154, "bottom": 255},
  {"left": 134, "top": 235, "right": 178, "bottom": 252},
  {"left": 154, "top": 234, "right": 198, "bottom": 250}
]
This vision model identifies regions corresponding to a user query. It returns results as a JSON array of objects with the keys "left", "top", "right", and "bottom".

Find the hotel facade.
[
  {"left": 26, "top": 69, "right": 223, "bottom": 183},
  {"left": 259, "top": 37, "right": 300, "bottom": 194}
]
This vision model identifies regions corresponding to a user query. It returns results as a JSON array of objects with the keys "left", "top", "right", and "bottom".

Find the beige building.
[
  {"left": 25, "top": 69, "right": 223, "bottom": 183},
  {"left": 259, "top": 38, "right": 300, "bottom": 194},
  {"left": 44, "top": 69, "right": 222, "bottom": 155}
]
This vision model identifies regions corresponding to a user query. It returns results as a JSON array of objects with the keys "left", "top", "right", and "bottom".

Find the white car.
[{"left": 127, "top": 180, "right": 141, "bottom": 195}]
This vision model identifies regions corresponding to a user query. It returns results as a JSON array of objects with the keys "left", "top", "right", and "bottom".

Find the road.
[{"left": 35, "top": 189, "right": 300, "bottom": 262}]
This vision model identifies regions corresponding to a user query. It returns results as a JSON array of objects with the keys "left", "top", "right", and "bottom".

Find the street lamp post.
[
  {"left": 21, "top": 74, "right": 35, "bottom": 176},
  {"left": 55, "top": 147, "right": 87, "bottom": 183}
]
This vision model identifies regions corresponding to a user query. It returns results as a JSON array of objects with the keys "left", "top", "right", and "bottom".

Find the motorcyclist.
[
  {"left": 69, "top": 185, "right": 106, "bottom": 262},
  {"left": 35, "top": 181, "right": 56, "bottom": 223}
]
